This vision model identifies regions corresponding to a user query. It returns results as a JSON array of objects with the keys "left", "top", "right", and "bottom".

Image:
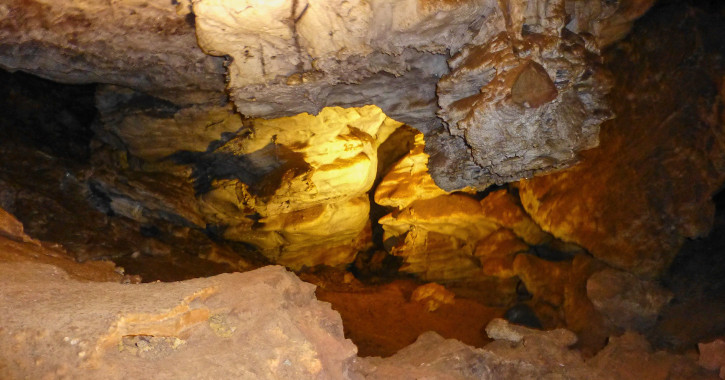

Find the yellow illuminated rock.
[
  {"left": 411, "top": 283, "right": 455, "bottom": 312},
  {"left": 374, "top": 132, "right": 451, "bottom": 210},
  {"left": 223, "top": 196, "right": 372, "bottom": 270},
  {"left": 197, "top": 106, "right": 400, "bottom": 268},
  {"left": 479, "top": 189, "right": 550, "bottom": 246},
  {"left": 379, "top": 194, "right": 500, "bottom": 281}
]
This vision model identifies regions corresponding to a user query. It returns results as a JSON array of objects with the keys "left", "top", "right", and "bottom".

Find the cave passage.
[{"left": 1, "top": 0, "right": 725, "bottom": 377}]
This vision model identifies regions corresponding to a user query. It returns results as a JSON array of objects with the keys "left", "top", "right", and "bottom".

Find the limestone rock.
[
  {"left": 379, "top": 194, "right": 499, "bottom": 280},
  {"left": 587, "top": 331, "right": 716, "bottom": 380},
  {"left": 374, "top": 132, "right": 452, "bottom": 210},
  {"left": 0, "top": 263, "right": 358, "bottom": 379},
  {"left": 88, "top": 168, "right": 206, "bottom": 228},
  {"left": 0, "top": 206, "right": 32, "bottom": 243},
  {"left": 479, "top": 189, "right": 550, "bottom": 245},
  {"left": 0, "top": 206, "right": 122, "bottom": 283},
  {"left": 431, "top": 17, "right": 613, "bottom": 191},
  {"left": 191, "top": 106, "right": 400, "bottom": 268},
  {"left": 587, "top": 269, "right": 673, "bottom": 331},
  {"left": 376, "top": 183, "right": 547, "bottom": 281},
  {"left": 191, "top": 0, "right": 486, "bottom": 129},
  {"left": 513, "top": 254, "right": 613, "bottom": 353},
  {"left": 94, "top": 86, "right": 244, "bottom": 162},
  {"left": 223, "top": 196, "right": 372, "bottom": 270},
  {"left": 517, "top": 4, "right": 725, "bottom": 276},
  {"left": 0, "top": 0, "right": 226, "bottom": 103},
  {"left": 359, "top": 318, "right": 714, "bottom": 380},
  {"left": 475, "top": 228, "right": 529, "bottom": 278}
]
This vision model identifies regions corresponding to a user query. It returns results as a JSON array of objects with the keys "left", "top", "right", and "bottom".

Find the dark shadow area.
[{"left": 0, "top": 69, "right": 96, "bottom": 161}]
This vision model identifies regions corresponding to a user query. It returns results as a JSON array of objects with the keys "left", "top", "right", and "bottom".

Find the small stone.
[{"left": 411, "top": 283, "right": 455, "bottom": 312}]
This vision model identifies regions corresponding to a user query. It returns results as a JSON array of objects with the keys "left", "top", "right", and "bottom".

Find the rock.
[
  {"left": 517, "top": 2, "right": 725, "bottom": 277},
  {"left": 485, "top": 317, "right": 577, "bottom": 346},
  {"left": 0, "top": 206, "right": 33, "bottom": 243},
  {"left": 698, "top": 339, "right": 725, "bottom": 379},
  {"left": 190, "top": 106, "right": 400, "bottom": 268},
  {"left": 411, "top": 282, "right": 455, "bottom": 312},
  {"left": 88, "top": 167, "right": 206, "bottom": 228},
  {"left": 94, "top": 85, "right": 243, "bottom": 162},
  {"left": 475, "top": 228, "right": 529, "bottom": 278},
  {"left": 513, "top": 253, "right": 570, "bottom": 307},
  {"left": 587, "top": 331, "right": 717, "bottom": 380},
  {"left": 378, "top": 193, "right": 499, "bottom": 280},
  {"left": 374, "top": 132, "right": 453, "bottom": 210},
  {"left": 223, "top": 196, "right": 372, "bottom": 270},
  {"left": 357, "top": 331, "right": 494, "bottom": 379},
  {"left": 513, "top": 253, "right": 614, "bottom": 353},
  {"left": 587, "top": 268, "right": 673, "bottom": 331},
  {"left": 0, "top": 0, "right": 226, "bottom": 103},
  {"left": 430, "top": 6, "right": 613, "bottom": 191},
  {"left": 479, "top": 189, "right": 550, "bottom": 245},
  {"left": 0, "top": 262, "right": 358, "bottom": 379},
  {"left": 358, "top": 318, "right": 716, "bottom": 380},
  {"left": 2, "top": 0, "right": 656, "bottom": 193},
  {"left": 0, "top": 206, "right": 122, "bottom": 283},
  {"left": 192, "top": 0, "right": 482, "bottom": 129}
]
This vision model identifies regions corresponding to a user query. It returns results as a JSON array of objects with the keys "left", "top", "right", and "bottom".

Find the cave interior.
[{"left": 1, "top": 0, "right": 725, "bottom": 378}]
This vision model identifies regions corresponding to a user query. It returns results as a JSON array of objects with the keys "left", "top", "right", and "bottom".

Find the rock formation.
[
  {"left": 1, "top": 0, "right": 653, "bottom": 191},
  {"left": 517, "top": 1, "right": 725, "bottom": 276}
]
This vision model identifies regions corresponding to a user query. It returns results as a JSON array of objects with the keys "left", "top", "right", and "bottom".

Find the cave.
[{"left": 1, "top": 0, "right": 725, "bottom": 378}]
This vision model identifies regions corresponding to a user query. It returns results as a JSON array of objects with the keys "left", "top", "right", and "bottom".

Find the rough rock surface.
[
  {"left": 0, "top": 206, "right": 123, "bottom": 282},
  {"left": 0, "top": 0, "right": 226, "bottom": 103},
  {"left": 518, "top": 2, "right": 725, "bottom": 276},
  {"left": 1, "top": 208, "right": 720, "bottom": 379},
  {"left": 374, "top": 132, "right": 453, "bottom": 210},
  {"left": 1, "top": 0, "right": 654, "bottom": 191},
  {"left": 430, "top": 15, "right": 613, "bottom": 190},
  {"left": 93, "top": 85, "right": 244, "bottom": 162},
  {"left": 357, "top": 319, "right": 716, "bottom": 380},
  {"left": 587, "top": 268, "right": 673, "bottom": 331},
  {"left": 375, "top": 152, "right": 549, "bottom": 281},
  {"left": 0, "top": 261, "right": 358, "bottom": 379},
  {"left": 180, "top": 105, "right": 400, "bottom": 269}
]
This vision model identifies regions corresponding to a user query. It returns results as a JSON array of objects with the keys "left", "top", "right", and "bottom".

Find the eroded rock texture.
[
  {"left": 430, "top": 10, "right": 613, "bottom": 190},
  {"left": 518, "top": 2, "right": 725, "bottom": 277},
  {"left": 357, "top": 319, "right": 716, "bottom": 380},
  {"left": 0, "top": 258, "right": 358, "bottom": 379},
  {"left": 0, "top": 0, "right": 226, "bottom": 104},
  {"left": 375, "top": 137, "right": 550, "bottom": 281},
  {"left": 190, "top": 0, "right": 647, "bottom": 189}
]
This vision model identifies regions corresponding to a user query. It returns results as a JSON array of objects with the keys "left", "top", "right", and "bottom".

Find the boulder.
[
  {"left": 0, "top": 262, "right": 358, "bottom": 379},
  {"left": 587, "top": 268, "right": 673, "bottom": 331}
]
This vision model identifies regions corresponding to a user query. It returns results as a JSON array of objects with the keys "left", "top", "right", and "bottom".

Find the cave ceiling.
[{"left": 0, "top": 0, "right": 654, "bottom": 190}]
